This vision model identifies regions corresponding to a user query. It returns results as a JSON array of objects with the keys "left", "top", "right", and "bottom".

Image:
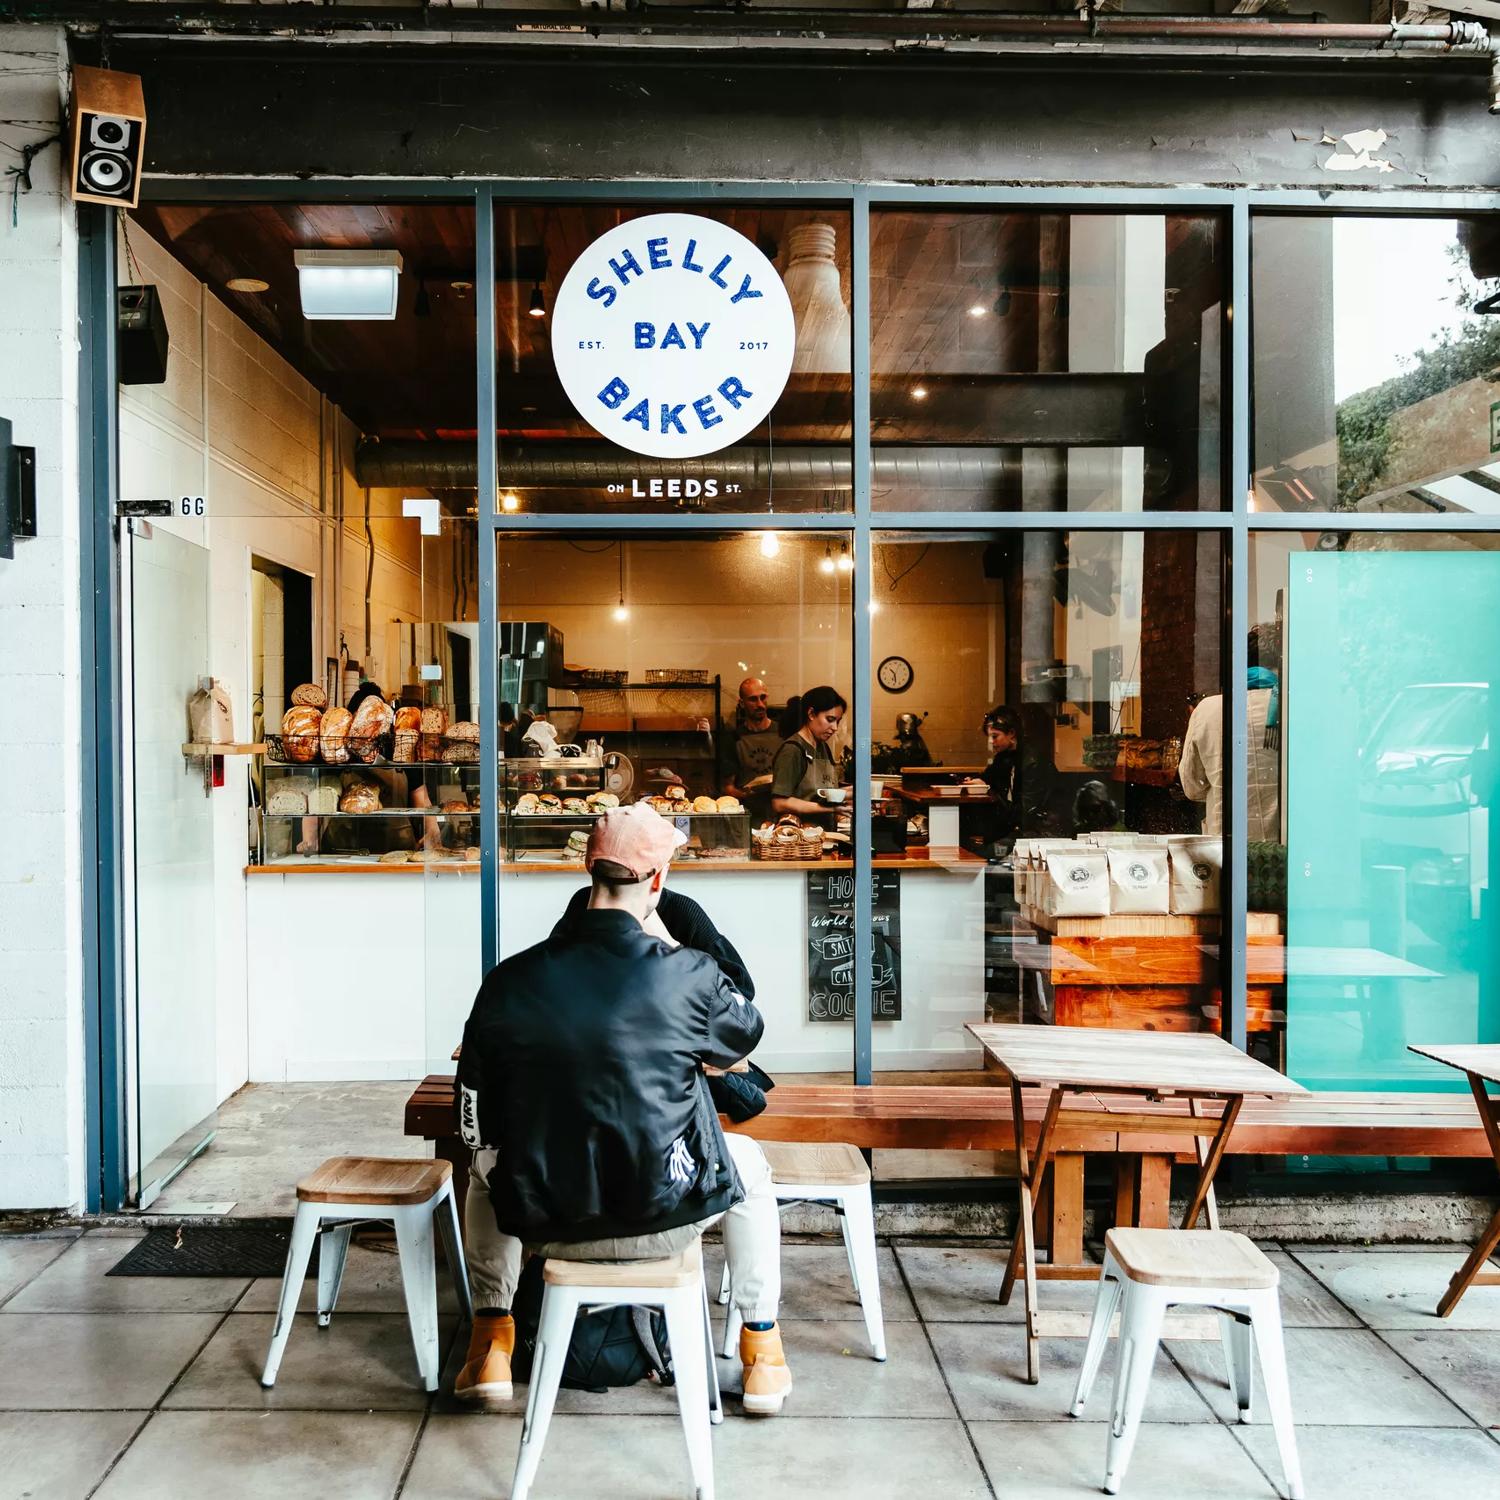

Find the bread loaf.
[
  {"left": 338, "top": 781, "right": 382, "bottom": 814},
  {"left": 280, "top": 706, "right": 323, "bottom": 763},
  {"left": 393, "top": 730, "right": 419, "bottom": 764},
  {"left": 349, "top": 696, "right": 393, "bottom": 762},
  {"left": 308, "top": 784, "right": 339, "bottom": 815},
  {"left": 394, "top": 706, "right": 422, "bottom": 733},
  {"left": 442, "top": 720, "right": 480, "bottom": 763},
  {"left": 419, "top": 706, "right": 448, "bottom": 762},
  {"left": 266, "top": 787, "right": 307, "bottom": 816},
  {"left": 291, "top": 682, "right": 327, "bottom": 710},
  {"left": 319, "top": 706, "right": 353, "bottom": 765}
]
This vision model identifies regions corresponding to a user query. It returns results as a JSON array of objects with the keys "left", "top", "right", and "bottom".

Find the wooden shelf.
[{"left": 183, "top": 742, "right": 265, "bottom": 757}]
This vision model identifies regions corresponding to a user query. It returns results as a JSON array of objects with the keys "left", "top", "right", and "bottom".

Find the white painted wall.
[{"left": 0, "top": 27, "right": 84, "bottom": 1210}]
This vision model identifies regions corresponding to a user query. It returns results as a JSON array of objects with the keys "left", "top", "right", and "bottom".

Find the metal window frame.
[{"left": 80, "top": 171, "right": 1500, "bottom": 1205}]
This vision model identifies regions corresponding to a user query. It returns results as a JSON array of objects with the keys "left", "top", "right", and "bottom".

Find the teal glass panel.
[{"left": 1287, "top": 551, "right": 1500, "bottom": 1091}]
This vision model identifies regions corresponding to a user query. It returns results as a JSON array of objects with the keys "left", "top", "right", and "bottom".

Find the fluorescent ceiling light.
[{"left": 294, "top": 248, "right": 403, "bottom": 320}]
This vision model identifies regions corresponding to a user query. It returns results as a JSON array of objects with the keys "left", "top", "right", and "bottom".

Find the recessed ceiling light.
[
  {"left": 293, "top": 249, "right": 403, "bottom": 320},
  {"left": 911, "top": 385, "right": 928, "bottom": 401},
  {"left": 226, "top": 276, "right": 269, "bottom": 294}
]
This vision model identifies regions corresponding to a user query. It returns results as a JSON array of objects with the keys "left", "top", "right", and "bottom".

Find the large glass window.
[
  {"left": 867, "top": 529, "right": 1225, "bottom": 1075},
  {"left": 1250, "top": 530, "right": 1500, "bottom": 1088},
  {"left": 1253, "top": 215, "right": 1500, "bottom": 517},
  {"left": 492, "top": 203, "right": 852, "bottom": 514},
  {"left": 870, "top": 210, "right": 1226, "bottom": 511},
  {"left": 493, "top": 531, "right": 856, "bottom": 1074}
]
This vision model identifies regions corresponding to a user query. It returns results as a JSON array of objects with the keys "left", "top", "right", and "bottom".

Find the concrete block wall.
[{"left": 0, "top": 26, "right": 84, "bottom": 1210}]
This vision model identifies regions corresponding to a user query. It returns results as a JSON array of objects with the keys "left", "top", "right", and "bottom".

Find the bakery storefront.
[{"left": 83, "top": 39, "right": 1500, "bottom": 1212}]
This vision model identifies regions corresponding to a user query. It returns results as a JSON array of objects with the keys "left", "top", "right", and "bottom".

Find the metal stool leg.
[
  {"left": 393, "top": 1203, "right": 440, "bottom": 1392},
  {"left": 839, "top": 1184, "right": 886, "bottom": 1361},
  {"left": 512, "top": 1285, "right": 578, "bottom": 1500},
  {"left": 316, "top": 1223, "right": 353, "bottom": 1328},
  {"left": 262, "top": 1202, "right": 321, "bottom": 1387},
  {"left": 665, "top": 1280, "right": 715, "bottom": 1500}
]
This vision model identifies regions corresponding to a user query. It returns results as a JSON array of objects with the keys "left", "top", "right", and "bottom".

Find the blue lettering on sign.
[
  {"left": 597, "top": 376, "right": 630, "bottom": 410},
  {"left": 693, "top": 395, "right": 723, "bottom": 430},
  {"left": 623, "top": 399, "right": 650, "bottom": 430},
  {"left": 682, "top": 239, "right": 704, "bottom": 274},
  {"left": 646, "top": 236, "right": 671, "bottom": 270},
  {"left": 609, "top": 249, "right": 644, "bottom": 287},
  {"left": 718, "top": 376, "right": 751, "bottom": 409},
  {"left": 660, "top": 403, "right": 687, "bottom": 435},
  {"left": 634, "top": 322, "right": 655, "bottom": 349},
  {"left": 708, "top": 255, "right": 733, "bottom": 291},
  {"left": 730, "top": 275, "right": 762, "bottom": 305},
  {"left": 687, "top": 321, "right": 709, "bottom": 349},
  {"left": 660, "top": 323, "right": 687, "bottom": 351},
  {"left": 586, "top": 277, "right": 617, "bottom": 310}
]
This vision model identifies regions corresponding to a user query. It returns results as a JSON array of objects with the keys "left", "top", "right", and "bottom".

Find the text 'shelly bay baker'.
[{"left": 587, "top": 230, "right": 765, "bottom": 436}]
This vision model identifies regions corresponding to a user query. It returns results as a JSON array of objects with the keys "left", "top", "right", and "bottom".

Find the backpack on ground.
[{"left": 509, "top": 1253, "right": 674, "bottom": 1393}]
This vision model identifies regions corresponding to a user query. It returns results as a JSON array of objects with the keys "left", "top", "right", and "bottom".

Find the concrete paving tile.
[
  {"left": 0, "top": 1313, "right": 221, "bottom": 1410},
  {"left": 1293, "top": 1249, "right": 1500, "bottom": 1330},
  {"left": 0, "top": 1233, "right": 77, "bottom": 1306},
  {"left": 163, "top": 1311, "right": 456, "bottom": 1411},
  {"left": 0, "top": 1411, "right": 144, "bottom": 1499},
  {"left": 712, "top": 1318, "right": 953, "bottom": 1418},
  {"left": 403, "top": 1414, "right": 991, "bottom": 1500},
  {"left": 236, "top": 1242, "right": 461, "bottom": 1316},
  {"left": 929, "top": 1320, "right": 1214, "bottom": 1423},
  {"left": 970, "top": 1419, "right": 1274, "bottom": 1498},
  {"left": 703, "top": 1241, "right": 917, "bottom": 1322},
  {"left": 1267, "top": 1250, "right": 1361, "bottom": 1328},
  {"left": 92, "top": 1411, "right": 419, "bottom": 1499},
  {"left": 1235, "top": 1423, "right": 1500, "bottom": 1499},
  {"left": 894, "top": 1243, "right": 1102, "bottom": 1323},
  {"left": 1169, "top": 1326, "right": 1471, "bottom": 1427},
  {"left": 1379, "top": 1328, "right": 1500, "bottom": 1427},
  {"left": 3, "top": 1233, "right": 251, "bottom": 1313}
]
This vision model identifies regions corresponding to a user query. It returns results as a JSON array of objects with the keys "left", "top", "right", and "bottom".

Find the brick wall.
[{"left": 0, "top": 26, "right": 84, "bottom": 1210}]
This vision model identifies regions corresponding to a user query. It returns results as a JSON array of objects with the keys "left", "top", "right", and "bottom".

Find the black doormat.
[{"left": 108, "top": 1226, "right": 319, "bottom": 1279}]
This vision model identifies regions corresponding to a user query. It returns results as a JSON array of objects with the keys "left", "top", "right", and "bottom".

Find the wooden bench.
[{"left": 404, "top": 1076, "right": 1496, "bottom": 1261}]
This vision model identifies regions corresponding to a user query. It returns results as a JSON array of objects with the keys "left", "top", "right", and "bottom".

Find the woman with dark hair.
[
  {"left": 770, "top": 685, "right": 848, "bottom": 819},
  {"left": 966, "top": 703, "right": 1023, "bottom": 848}
]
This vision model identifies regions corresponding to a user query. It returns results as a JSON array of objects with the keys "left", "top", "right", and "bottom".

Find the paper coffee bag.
[
  {"left": 1107, "top": 847, "right": 1171, "bottom": 915},
  {"left": 1169, "top": 837, "right": 1222, "bottom": 914},
  {"left": 1041, "top": 846, "right": 1110, "bottom": 917}
]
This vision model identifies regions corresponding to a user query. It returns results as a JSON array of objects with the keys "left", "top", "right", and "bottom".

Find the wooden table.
[
  {"left": 1407, "top": 1042, "right": 1500, "bottom": 1316},
  {"left": 967, "top": 1022, "right": 1305, "bottom": 1381}
]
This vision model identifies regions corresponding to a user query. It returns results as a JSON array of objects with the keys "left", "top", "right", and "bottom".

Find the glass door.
[{"left": 125, "top": 521, "right": 218, "bottom": 1205}]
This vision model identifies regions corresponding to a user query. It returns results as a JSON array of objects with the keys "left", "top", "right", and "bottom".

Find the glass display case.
[
  {"left": 258, "top": 755, "right": 481, "bottom": 866},
  {"left": 500, "top": 752, "right": 751, "bottom": 863}
]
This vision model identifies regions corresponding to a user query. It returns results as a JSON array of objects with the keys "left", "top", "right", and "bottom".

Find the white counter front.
[{"left": 245, "top": 858, "right": 987, "bottom": 1081}]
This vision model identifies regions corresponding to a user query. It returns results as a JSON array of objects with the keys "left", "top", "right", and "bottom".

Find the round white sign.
[{"left": 551, "top": 212, "right": 796, "bottom": 460}]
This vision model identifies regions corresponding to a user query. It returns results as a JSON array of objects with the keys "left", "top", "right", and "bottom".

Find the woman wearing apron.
[{"left": 769, "top": 685, "right": 848, "bottom": 822}]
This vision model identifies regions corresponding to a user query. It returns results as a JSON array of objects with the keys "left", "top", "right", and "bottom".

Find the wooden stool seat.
[
  {"left": 760, "top": 1139, "right": 870, "bottom": 1186},
  {"left": 1105, "top": 1228, "right": 1278, "bottom": 1291},
  {"left": 544, "top": 1238, "right": 702, "bottom": 1290},
  {"left": 296, "top": 1155, "right": 453, "bottom": 1206}
]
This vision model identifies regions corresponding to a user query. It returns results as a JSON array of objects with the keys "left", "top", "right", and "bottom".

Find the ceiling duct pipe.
[{"left": 356, "top": 440, "right": 1022, "bottom": 493}]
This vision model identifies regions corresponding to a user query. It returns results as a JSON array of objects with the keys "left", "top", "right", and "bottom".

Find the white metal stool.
[
  {"left": 718, "top": 1140, "right": 885, "bottom": 1361},
  {"left": 512, "top": 1239, "right": 721, "bottom": 1500},
  {"left": 260, "top": 1155, "right": 472, "bottom": 1393},
  {"left": 1070, "top": 1228, "right": 1303, "bottom": 1499}
]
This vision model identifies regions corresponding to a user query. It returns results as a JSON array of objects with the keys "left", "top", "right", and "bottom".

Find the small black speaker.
[{"left": 118, "top": 285, "right": 169, "bottom": 385}]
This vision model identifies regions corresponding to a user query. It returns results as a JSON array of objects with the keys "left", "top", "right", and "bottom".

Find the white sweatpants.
[{"left": 466, "top": 1130, "right": 781, "bottom": 1324}]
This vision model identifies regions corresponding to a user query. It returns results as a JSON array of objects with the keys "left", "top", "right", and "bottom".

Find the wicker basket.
[
  {"left": 645, "top": 668, "right": 709, "bottom": 684},
  {"left": 574, "top": 668, "right": 628, "bottom": 687},
  {"left": 753, "top": 834, "right": 824, "bottom": 861}
]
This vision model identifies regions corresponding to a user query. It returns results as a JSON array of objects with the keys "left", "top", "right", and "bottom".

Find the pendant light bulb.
[
  {"left": 613, "top": 599, "right": 630, "bottom": 623},
  {"left": 760, "top": 531, "right": 781, "bottom": 559},
  {"left": 501, "top": 491, "right": 520, "bottom": 513},
  {"left": 528, "top": 283, "right": 546, "bottom": 319},
  {"left": 837, "top": 543, "right": 854, "bottom": 573},
  {"left": 820, "top": 544, "right": 836, "bottom": 575}
]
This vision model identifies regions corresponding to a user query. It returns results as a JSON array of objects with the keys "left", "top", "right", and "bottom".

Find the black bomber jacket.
[{"left": 456, "top": 906, "right": 765, "bottom": 1243}]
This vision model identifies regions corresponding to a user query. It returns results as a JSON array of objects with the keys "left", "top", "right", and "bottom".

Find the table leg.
[
  {"left": 1114, "top": 1156, "right": 1141, "bottom": 1229},
  {"left": 1189, "top": 1097, "right": 1221, "bottom": 1232},
  {"left": 1136, "top": 1155, "right": 1173, "bottom": 1228},
  {"left": 1000, "top": 1082, "right": 1062, "bottom": 1384},
  {"left": 1049, "top": 1155, "right": 1085, "bottom": 1268},
  {"left": 435, "top": 1135, "right": 470, "bottom": 1233},
  {"left": 1181, "top": 1095, "right": 1243, "bottom": 1231},
  {"left": 1437, "top": 1072, "right": 1500, "bottom": 1317}
]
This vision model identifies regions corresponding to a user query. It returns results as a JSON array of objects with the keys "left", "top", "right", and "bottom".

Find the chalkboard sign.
[{"left": 807, "top": 868, "right": 902, "bottom": 1022}]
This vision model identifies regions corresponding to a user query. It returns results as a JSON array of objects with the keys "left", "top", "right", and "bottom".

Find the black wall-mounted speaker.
[{"left": 118, "top": 286, "right": 169, "bottom": 386}]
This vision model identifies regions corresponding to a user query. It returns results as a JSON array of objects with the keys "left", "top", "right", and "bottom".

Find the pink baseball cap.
[{"left": 585, "top": 803, "right": 688, "bottom": 879}]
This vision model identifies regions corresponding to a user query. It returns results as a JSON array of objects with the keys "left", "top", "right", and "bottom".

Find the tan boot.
[
  {"left": 739, "top": 1322, "right": 793, "bottom": 1415},
  {"left": 454, "top": 1313, "right": 515, "bottom": 1406}
]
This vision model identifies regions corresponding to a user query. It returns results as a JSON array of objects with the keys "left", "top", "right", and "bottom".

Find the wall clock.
[{"left": 878, "top": 655, "right": 914, "bottom": 693}]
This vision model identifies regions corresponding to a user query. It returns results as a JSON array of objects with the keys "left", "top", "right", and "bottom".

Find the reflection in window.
[
  {"left": 870, "top": 211, "right": 1225, "bottom": 511},
  {"left": 1253, "top": 216, "right": 1500, "bottom": 516}
]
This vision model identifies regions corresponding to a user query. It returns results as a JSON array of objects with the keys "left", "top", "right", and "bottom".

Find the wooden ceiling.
[{"left": 131, "top": 201, "right": 1221, "bottom": 450}]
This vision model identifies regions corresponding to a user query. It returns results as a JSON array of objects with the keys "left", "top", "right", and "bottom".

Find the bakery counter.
[{"left": 244, "top": 850, "right": 988, "bottom": 1083}]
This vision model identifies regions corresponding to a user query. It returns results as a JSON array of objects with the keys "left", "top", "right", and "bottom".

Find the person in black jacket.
[{"left": 453, "top": 804, "right": 792, "bottom": 1416}]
